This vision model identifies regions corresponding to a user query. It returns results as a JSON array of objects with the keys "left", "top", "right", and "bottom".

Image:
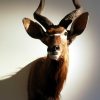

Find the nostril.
[
  {"left": 55, "top": 45, "right": 60, "bottom": 50},
  {"left": 47, "top": 45, "right": 60, "bottom": 52},
  {"left": 53, "top": 45, "right": 60, "bottom": 51}
]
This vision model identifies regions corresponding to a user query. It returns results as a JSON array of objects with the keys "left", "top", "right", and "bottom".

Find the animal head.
[{"left": 22, "top": 0, "right": 89, "bottom": 60}]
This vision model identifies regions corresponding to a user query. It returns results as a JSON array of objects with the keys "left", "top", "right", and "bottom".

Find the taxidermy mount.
[{"left": 22, "top": 0, "right": 89, "bottom": 100}]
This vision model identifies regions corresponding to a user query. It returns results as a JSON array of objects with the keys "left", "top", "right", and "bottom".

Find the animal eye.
[{"left": 64, "top": 32, "right": 67, "bottom": 36}]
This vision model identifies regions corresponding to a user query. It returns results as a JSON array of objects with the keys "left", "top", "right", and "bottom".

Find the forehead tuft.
[{"left": 47, "top": 26, "right": 65, "bottom": 34}]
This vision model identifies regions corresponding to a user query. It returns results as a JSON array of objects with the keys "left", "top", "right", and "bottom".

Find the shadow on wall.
[{"left": 0, "top": 62, "right": 34, "bottom": 100}]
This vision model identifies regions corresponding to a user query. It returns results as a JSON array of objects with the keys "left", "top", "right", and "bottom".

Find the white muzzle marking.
[{"left": 48, "top": 50, "right": 61, "bottom": 60}]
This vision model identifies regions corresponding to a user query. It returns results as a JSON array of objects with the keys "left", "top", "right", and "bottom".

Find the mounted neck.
[{"left": 45, "top": 45, "right": 69, "bottom": 98}]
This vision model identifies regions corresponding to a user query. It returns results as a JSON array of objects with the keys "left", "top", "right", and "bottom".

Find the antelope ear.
[
  {"left": 67, "top": 12, "right": 89, "bottom": 45},
  {"left": 22, "top": 18, "right": 45, "bottom": 39},
  {"left": 70, "top": 12, "right": 89, "bottom": 35}
]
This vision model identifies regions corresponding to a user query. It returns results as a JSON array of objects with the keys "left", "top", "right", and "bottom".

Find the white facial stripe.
[
  {"left": 54, "top": 34, "right": 60, "bottom": 36},
  {"left": 49, "top": 30, "right": 67, "bottom": 37},
  {"left": 49, "top": 34, "right": 60, "bottom": 37},
  {"left": 54, "top": 30, "right": 67, "bottom": 39}
]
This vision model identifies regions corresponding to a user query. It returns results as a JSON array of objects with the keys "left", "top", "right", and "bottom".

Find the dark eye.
[{"left": 64, "top": 32, "right": 67, "bottom": 36}]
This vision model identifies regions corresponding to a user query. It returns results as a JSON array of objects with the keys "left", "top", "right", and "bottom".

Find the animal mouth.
[
  {"left": 48, "top": 51, "right": 61, "bottom": 60},
  {"left": 48, "top": 51, "right": 59, "bottom": 55}
]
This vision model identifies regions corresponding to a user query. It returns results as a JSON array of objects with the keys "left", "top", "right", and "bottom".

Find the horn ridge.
[
  {"left": 34, "top": 0, "right": 54, "bottom": 30},
  {"left": 72, "top": 0, "right": 81, "bottom": 9},
  {"left": 59, "top": 0, "right": 82, "bottom": 29},
  {"left": 35, "top": 0, "right": 45, "bottom": 14}
]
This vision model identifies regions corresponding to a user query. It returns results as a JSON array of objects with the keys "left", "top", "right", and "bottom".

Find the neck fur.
[{"left": 45, "top": 46, "right": 69, "bottom": 98}]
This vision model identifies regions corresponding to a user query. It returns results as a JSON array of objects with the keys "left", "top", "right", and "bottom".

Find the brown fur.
[
  {"left": 28, "top": 43, "right": 69, "bottom": 100},
  {"left": 47, "top": 27, "right": 65, "bottom": 34},
  {"left": 22, "top": 0, "right": 89, "bottom": 100}
]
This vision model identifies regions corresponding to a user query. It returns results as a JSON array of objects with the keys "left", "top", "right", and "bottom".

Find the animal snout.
[{"left": 47, "top": 45, "right": 60, "bottom": 52}]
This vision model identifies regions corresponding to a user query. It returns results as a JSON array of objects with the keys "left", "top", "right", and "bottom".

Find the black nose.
[{"left": 47, "top": 45, "right": 60, "bottom": 52}]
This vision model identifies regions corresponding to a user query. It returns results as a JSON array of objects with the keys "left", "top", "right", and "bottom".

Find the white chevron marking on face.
[{"left": 47, "top": 30, "right": 67, "bottom": 60}]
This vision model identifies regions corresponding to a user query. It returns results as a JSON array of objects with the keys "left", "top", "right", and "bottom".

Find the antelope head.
[{"left": 22, "top": 0, "right": 89, "bottom": 60}]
